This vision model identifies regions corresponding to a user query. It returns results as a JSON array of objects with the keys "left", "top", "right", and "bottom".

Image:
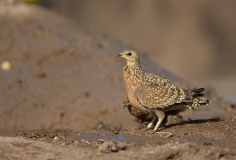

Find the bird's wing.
[{"left": 135, "top": 75, "right": 187, "bottom": 109}]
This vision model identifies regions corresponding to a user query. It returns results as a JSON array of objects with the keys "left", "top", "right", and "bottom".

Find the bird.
[
  {"left": 118, "top": 50, "right": 210, "bottom": 133},
  {"left": 122, "top": 94, "right": 186, "bottom": 125}
]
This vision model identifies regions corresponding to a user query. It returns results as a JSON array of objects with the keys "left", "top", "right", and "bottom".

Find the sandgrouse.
[
  {"left": 118, "top": 50, "right": 210, "bottom": 133},
  {"left": 122, "top": 94, "right": 186, "bottom": 124}
]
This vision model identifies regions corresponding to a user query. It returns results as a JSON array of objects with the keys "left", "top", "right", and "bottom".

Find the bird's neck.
[
  {"left": 126, "top": 63, "right": 141, "bottom": 69},
  {"left": 127, "top": 58, "right": 140, "bottom": 66},
  {"left": 127, "top": 61, "right": 139, "bottom": 66},
  {"left": 126, "top": 64, "right": 144, "bottom": 77}
]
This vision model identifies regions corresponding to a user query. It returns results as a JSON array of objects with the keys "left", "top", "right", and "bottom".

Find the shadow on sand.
[{"left": 165, "top": 117, "right": 221, "bottom": 129}]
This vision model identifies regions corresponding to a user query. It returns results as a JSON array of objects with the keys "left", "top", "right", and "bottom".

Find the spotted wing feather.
[{"left": 135, "top": 76, "right": 187, "bottom": 109}]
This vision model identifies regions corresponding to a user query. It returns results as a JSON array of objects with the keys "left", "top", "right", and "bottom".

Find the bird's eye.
[{"left": 127, "top": 52, "right": 132, "bottom": 56}]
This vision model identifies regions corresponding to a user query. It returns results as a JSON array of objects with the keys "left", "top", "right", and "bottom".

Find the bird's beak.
[{"left": 117, "top": 53, "right": 122, "bottom": 57}]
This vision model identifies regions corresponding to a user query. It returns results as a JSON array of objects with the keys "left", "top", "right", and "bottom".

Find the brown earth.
[{"left": 0, "top": 2, "right": 236, "bottom": 160}]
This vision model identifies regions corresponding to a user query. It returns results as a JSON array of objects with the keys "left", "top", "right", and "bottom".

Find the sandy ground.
[{"left": 0, "top": 2, "right": 236, "bottom": 159}]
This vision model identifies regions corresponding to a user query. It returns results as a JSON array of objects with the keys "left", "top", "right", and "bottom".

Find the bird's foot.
[
  {"left": 141, "top": 122, "right": 154, "bottom": 132},
  {"left": 147, "top": 122, "right": 154, "bottom": 129}
]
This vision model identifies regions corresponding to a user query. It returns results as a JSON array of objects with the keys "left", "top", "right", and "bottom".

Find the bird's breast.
[{"left": 123, "top": 67, "right": 146, "bottom": 110}]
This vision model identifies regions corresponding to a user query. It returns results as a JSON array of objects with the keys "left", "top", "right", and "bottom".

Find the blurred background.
[{"left": 37, "top": 0, "right": 236, "bottom": 102}]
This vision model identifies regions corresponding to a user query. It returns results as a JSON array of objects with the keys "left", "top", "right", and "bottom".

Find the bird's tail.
[{"left": 186, "top": 88, "right": 210, "bottom": 109}]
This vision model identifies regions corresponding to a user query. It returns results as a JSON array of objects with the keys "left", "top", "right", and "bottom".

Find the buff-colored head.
[{"left": 118, "top": 50, "right": 140, "bottom": 66}]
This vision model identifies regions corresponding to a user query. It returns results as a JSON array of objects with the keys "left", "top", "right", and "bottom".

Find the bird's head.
[{"left": 118, "top": 50, "right": 140, "bottom": 66}]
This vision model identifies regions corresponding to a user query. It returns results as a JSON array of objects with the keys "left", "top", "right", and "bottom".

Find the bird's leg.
[
  {"left": 141, "top": 114, "right": 157, "bottom": 132},
  {"left": 146, "top": 109, "right": 165, "bottom": 134},
  {"left": 147, "top": 114, "right": 157, "bottom": 129},
  {"left": 153, "top": 109, "right": 165, "bottom": 131}
]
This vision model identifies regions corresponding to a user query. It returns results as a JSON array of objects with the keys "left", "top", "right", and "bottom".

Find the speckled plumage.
[
  {"left": 119, "top": 50, "right": 210, "bottom": 133},
  {"left": 122, "top": 94, "right": 187, "bottom": 125}
]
